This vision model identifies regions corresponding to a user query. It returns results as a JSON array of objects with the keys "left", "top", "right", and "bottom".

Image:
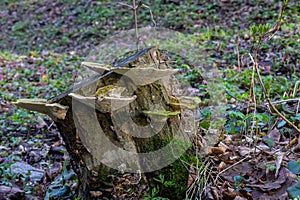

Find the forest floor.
[{"left": 0, "top": 0, "right": 300, "bottom": 199}]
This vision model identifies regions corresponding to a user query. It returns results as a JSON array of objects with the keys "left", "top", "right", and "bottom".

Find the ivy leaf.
[
  {"left": 277, "top": 120, "right": 286, "bottom": 128},
  {"left": 287, "top": 180, "right": 300, "bottom": 199},
  {"left": 288, "top": 160, "right": 300, "bottom": 174},
  {"left": 234, "top": 175, "right": 243, "bottom": 183},
  {"left": 263, "top": 136, "right": 274, "bottom": 148}
]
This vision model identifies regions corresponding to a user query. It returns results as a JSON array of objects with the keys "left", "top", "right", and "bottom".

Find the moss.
[
  {"left": 141, "top": 135, "right": 197, "bottom": 198},
  {"left": 149, "top": 151, "right": 198, "bottom": 199},
  {"left": 140, "top": 135, "right": 172, "bottom": 153},
  {"left": 95, "top": 85, "right": 115, "bottom": 97}
]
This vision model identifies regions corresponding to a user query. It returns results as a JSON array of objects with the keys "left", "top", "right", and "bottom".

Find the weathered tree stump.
[{"left": 15, "top": 47, "right": 198, "bottom": 199}]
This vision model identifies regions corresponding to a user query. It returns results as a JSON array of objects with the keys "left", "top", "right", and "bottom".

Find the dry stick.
[
  {"left": 235, "top": 37, "right": 241, "bottom": 72},
  {"left": 226, "top": 89, "right": 300, "bottom": 108},
  {"left": 178, "top": 158, "right": 202, "bottom": 192},
  {"left": 249, "top": 54, "right": 300, "bottom": 134},
  {"left": 214, "top": 156, "right": 250, "bottom": 185},
  {"left": 296, "top": 100, "right": 300, "bottom": 115},
  {"left": 118, "top": 1, "right": 142, "bottom": 51},
  {"left": 249, "top": 1, "right": 300, "bottom": 134},
  {"left": 249, "top": 53, "right": 257, "bottom": 135},
  {"left": 248, "top": 52, "right": 259, "bottom": 159},
  {"left": 141, "top": 4, "right": 157, "bottom": 27},
  {"left": 132, "top": 0, "right": 139, "bottom": 50},
  {"left": 119, "top": 1, "right": 156, "bottom": 51},
  {"left": 269, "top": 98, "right": 300, "bottom": 106}
]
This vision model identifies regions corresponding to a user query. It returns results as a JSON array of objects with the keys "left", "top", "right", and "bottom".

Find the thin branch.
[
  {"left": 132, "top": 0, "right": 139, "bottom": 50},
  {"left": 249, "top": 53, "right": 300, "bottom": 134},
  {"left": 118, "top": 2, "right": 133, "bottom": 9},
  {"left": 235, "top": 37, "right": 241, "bottom": 72},
  {"left": 296, "top": 100, "right": 300, "bottom": 115},
  {"left": 249, "top": 52, "right": 258, "bottom": 138},
  {"left": 120, "top": 1, "right": 156, "bottom": 51},
  {"left": 141, "top": 4, "right": 157, "bottom": 27},
  {"left": 269, "top": 98, "right": 300, "bottom": 106},
  {"left": 226, "top": 89, "right": 300, "bottom": 107},
  {"left": 249, "top": 1, "right": 300, "bottom": 133},
  {"left": 214, "top": 156, "right": 250, "bottom": 185}
]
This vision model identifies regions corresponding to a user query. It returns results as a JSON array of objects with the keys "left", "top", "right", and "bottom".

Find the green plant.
[
  {"left": 154, "top": 174, "right": 176, "bottom": 189},
  {"left": 225, "top": 110, "right": 270, "bottom": 135},
  {"left": 144, "top": 187, "right": 159, "bottom": 200},
  {"left": 265, "top": 163, "right": 276, "bottom": 171},
  {"left": 233, "top": 175, "right": 244, "bottom": 190},
  {"left": 0, "top": 155, "right": 19, "bottom": 186}
]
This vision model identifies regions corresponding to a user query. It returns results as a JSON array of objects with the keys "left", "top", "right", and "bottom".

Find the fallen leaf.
[
  {"left": 268, "top": 128, "right": 281, "bottom": 143},
  {"left": 238, "top": 146, "right": 250, "bottom": 157},
  {"left": 217, "top": 161, "right": 227, "bottom": 171},
  {"left": 234, "top": 196, "right": 247, "bottom": 200},
  {"left": 286, "top": 136, "right": 298, "bottom": 149},
  {"left": 249, "top": 168, "right": 289, "bottom": 192},
  {"left": 187, "top": 165, "right": 197, "bottom": 189},
  {"left": 275, "top": 153, "right": 284, "bottom": 178}
]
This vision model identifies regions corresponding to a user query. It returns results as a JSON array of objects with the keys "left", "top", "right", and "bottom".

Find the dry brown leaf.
[
  {"left": 218, "top": 142, "right": 229, "bottom": 150},
  {"left": 234, "top": 196, "right": 247, "bottom": 200},
  {"left": 187, "top": 165, "right": 197, "bottom": 189},
  {"left": 211, "top": 187, "right": 219, "bottom": 200},
  {"left": 268, "top": 128, "right": 281, "bottom": 143},
  {"left": 286, "top": 136, "right": 298, "bottom": 149},
  {"left": 90, "top": 191, "right": 103, "bottom": 198},
  {"left": 222, "top": 187, "right": 238, "bottom": 198},
  {"left": 275, "top": 152, "right": 284, "bottom": 178},
  {"left": 256, "top": 143, "right": 270, "bottom": 152},
  {"left": 207, "top": 142, "right": 229, "bottom": 155},
  {"left": 224, "top": 135, "right": 233, "bottom": 145},
  {"left": 217, "top": 161, "right": 227, "bottom": 171},
  {"left": 249, "top": 167, "right": 289, "bottom": 192},
  {"left": 229, "top": 156, "right": 239, "bottom": 161},
  {"left": 237, "top": 146, "right": 250, "bottom": 157},
  {"left": 209, "top": 147, "right": 226, "bottom": 155},
  {"left": 206, "top": 186, "right": 219, "bottom": 200}
]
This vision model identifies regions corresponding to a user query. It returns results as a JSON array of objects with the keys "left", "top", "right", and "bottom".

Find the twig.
[
  {"left": 249, "top": 1, "right": 300, "bottom": 134},
  {"left": 178, "top": 158, "right": 201, "bottom": 190},
  {"left": 141, "top": 4, "right": 157, "bottom": 27},
  {"left": 248, "top": 52, "right": 258, "bottom": 139},
  {"left": 118, "top": 1, "right": 156, "bottom": 51},
  {"left": 132, "top": 0, "right": 140, "bottom": 50},
  {"left": 296, "top": 100, "right": 300, "bottom": 115},
  {"left": 118, "top": 2, "right": 133, "bottom": 9},
  {"left": 226, "top": 89, "right": 300, "bottom": 107},
  {"left": 214, "top": 156, "right": 250, "bottom": 185},
  {"left": 269, "top": 98, "right": 300, "bottom": 106},
  {"left": 249, "top": 53, "right": 300, "bottom": 134},
  {"left": 235, "top": 37, "right": 241, "bottom": 72}
]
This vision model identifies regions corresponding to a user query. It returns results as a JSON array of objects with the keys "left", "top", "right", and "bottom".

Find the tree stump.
[{"left": 15, "top": 47, "right": 198, "bottom": 199}]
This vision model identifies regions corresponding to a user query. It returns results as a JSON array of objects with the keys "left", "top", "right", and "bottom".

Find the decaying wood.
[
  {"left": 14, "top": 46, "right": 199, "bottom": 199},
  {"left": 14, "top": 99, "right": 68, "bottom": 121}
]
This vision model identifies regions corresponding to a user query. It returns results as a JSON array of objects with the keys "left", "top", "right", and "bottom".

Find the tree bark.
[{"left": 15, "top": 47, "right": 197, "bottom": 199}]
